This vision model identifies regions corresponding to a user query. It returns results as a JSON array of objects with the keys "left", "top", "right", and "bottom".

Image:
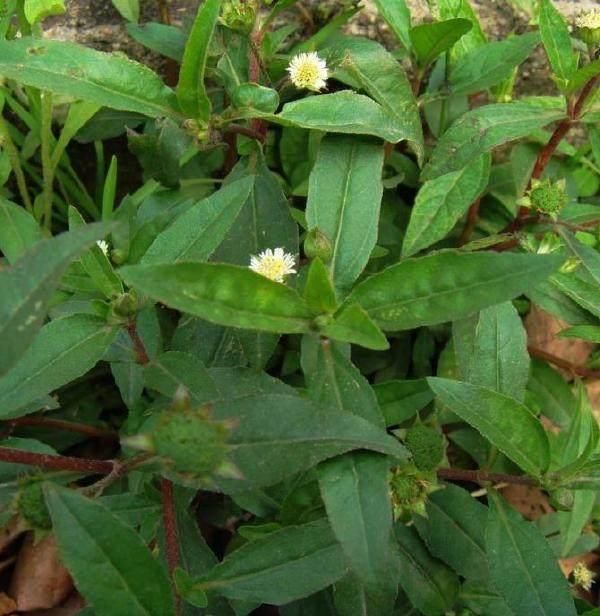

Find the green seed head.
[{"left": 524, "top": 178, "right": 569, "bottom": 219}]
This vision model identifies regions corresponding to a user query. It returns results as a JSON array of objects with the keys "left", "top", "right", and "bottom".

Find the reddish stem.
[
  {"left": 6, "top": 417, "right": 118, "bottom": 441},
  {"left": 458, "top": 198, "right": 481, "bottom": 246},
  {"left": 161, "top": 478, "right": 181, "bottom": 614},
  {"left": 437, "top": 468, "right": 537, "bottom": 486},
  {"left": 248, "top": 30, "right": 268, "bottom": 140},
  {"left": 0, "top": 446, "right": 114, "bottom": 475},
  {"left": 528, "top": 345, "right": 600, "bottom": 379},
  {"left": 126, "top": 320, "right": 150, "bottom": 365}
]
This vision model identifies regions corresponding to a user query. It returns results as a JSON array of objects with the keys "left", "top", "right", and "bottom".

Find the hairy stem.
[
  {"left": 161, "top": 478, "right": 181, "bottom": 614},
  {"left": 41, "top": 91, "right": 55, "bottom": 230},
  {"left": 0, "top": 446, "right": 114, "bottom": 475},
  {"left": 5, "top": 417, "right": 118, "bottom": 441},
  {"left": 528, "top": 345, "right": 600, "bottom": 379}
]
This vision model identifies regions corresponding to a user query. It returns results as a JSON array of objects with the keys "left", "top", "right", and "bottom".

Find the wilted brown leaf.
[
  {"left": 9, "top": 533, "right": 72, "bottom": 612},
  {"left": 0, "top": 592, "right": 16, "bottom": 616},
  {"left": 500, "top": 484, "right": 553, "bottom": 520}
]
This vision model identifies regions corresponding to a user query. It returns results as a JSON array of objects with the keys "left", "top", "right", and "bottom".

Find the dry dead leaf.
[
  {"left": 27, "top": 592, "right": 86, "bottom": 616},
  {"left": 586, "top": 379, "right": 600, "bottom": 423},
  {"left": 525, "top": 305, "right": 593, "bottom": 378},
  {"left": 0, "top": 516, "right": 27, "bottom": 557},
  {"left": 9, "top": 533, "right": 72, "bottom": 612},
  {"left": 500, "top": 484, "right": 553, "bottom": 520},
  {"left": 0, "top": 593, "right": 16, "bottom": 616}
]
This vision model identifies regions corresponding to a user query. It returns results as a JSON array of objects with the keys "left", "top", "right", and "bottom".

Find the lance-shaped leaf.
[
  {"left": 449, "top": 32, "right": 540, "bottom": 95},
  {"left": 176, "top": 0, "right": 220, "bottom": 120},
  {"left": 0, "top": 222, "right": 111, "bottom": 377},
  {"left": 192, "top": 519, "right": 345, "bottom": 604},
  {"left": 347, "top": 251, "right": 562, "bottom": 331},
  {"left": 0, "top": 37, "right": 179, "bottom": 118},
  {"left": 45, "top": 484, "right": 174, "bottom": 616},
  {"left": 0, "top": 314, "right": 118, "bottom": 418},
  {"left": 421, "top": 103, "right": 565, "bottom": 180},
  {"left": 209, "top": 393, "right": 408, "bottom": 492},
  {"left": 427, "top": 378, "right": 550, "bottom": 477},
  {"left": 403, "top": 154, "right": 490, "bottom": 257},
  {"left": 332, "top": 39, "right": 424, "bottom": 162},
  {"left": 120, "top": 263, "right": 314, "bottom": 334},
  {"left": 372, "top": 0, "right": 411, "bottom": 50},
  {"left": 0, "top": 199, "right": 43, "bottom": 263},
  {"left": 410, "top": 18, "right": 472, "bottom": 67},
  {"left": 142, "top": 177, "right": 254, "bottom": 264},
  {"left": 277, "top": 91, "right": 411, "bottom": 143},
  {"left": 306, "top": 135, "right": 384, "bottom": 292},
  {"left": 453, "top": 302, "right": 530, "bottom": 402},
  {"left": 538, "top": 0, "right": 577, "bottom": 89},
  {"left": 486, "top": 493, "right": 576, "bottom": 616}
]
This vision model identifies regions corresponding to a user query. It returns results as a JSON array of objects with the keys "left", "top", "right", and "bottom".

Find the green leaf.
[
  {"left": 142, "top": 177, "right": 254, "bottom": 264},
  {"left": 332, "top": 39, "right": 424, "bottom": 162},
  {"left": 119, "top": 263, "right": 314, "bottom": 334},
  {"left": 427, "top": 378, "right": 550, "bottom": 477},
  {"left": 302, "top": 336, "right": 383, "bottom": 426},
  {"left": 45, "top": 484, "right": 174, "bottom": 616},
  {"left": 559, "top": 229, "right": 600, "bottom": 287},
  {"left": 558, "top": 325, "right": 600, "bottom": 343},
  {"left": 372, "top": 0, "right": 411, "bottom": 50},
  {"left": 347, "top": 251, "right": 562, "bottom": 331},
  {"left": 68, "top": 208, "right": 123, "bottom": 299},
  {"left": 538, "top": 0, "right": 577, "bottom": 89},
  {"left": 552, "top": 270, "right": 600, "bottom": 319},
  {"left": 333, "top": 570, "right": 398, "bottom": 616},
  {"left": 559, "top": 490, "right": 595, "bottom": 557},
  {"left": 433, "top": 0, "right": 487, "bottom": 60},
  {"left": 374, "top": 379, "right": 434, "bottom": 426},
  {"left": 395, "top": 524, "right": 459, "bottom": 616},
  {"left": 418, "top": 485, "right": 489, "bottom": 582},
  {"left": 208, "top": 392, "right": 408, "bottom": 492},
  {"left": 319, "top": 453, "right": 392, "bottom": 584},
  {"left": 566, "top": 59, "right": 600, "bottom": 95},
  {"left": 23, "top": 0, "right": 65, "bottom": 23},
  {"left": 143, "top": 351, "right": 219, "bottom": 405},
  {"left": 421, "top": 103, "right": 565, "bottom": 180},
  {"left": 194, "top": 519, "right": 346, "bottom": 604},
  {"left": 449, "top": 33, "right": 540, "bottom": 95},
  {"left": 111, "top": 0, "right": 139, "bottom": 22},
  {"left": 402, "top": 154, "right": 489, "bottom": 257},
  {"left": 306, "top": 135, "right": 384, "bottom": 292},
  {"left": 527, "top": 360, "right": 576, "bottom": 429},
  {"left": 277, "top": 91, "right": 412, "bottom": 143},
  {"left": 453, "top": 302, "right": 529, "bottom": 401},
  {"left": 303, "top": 258, "right": 338, "bottom": 315},
  {"left": 0, "top": 222, "right": 111, "bottom": 377},
  {"left": 0, "top": 38, "right": 179, "bottom": 119},
  {"left": 0, "top": 314, "right": 118, "bottom": 418},
  {"left": 486, "top": 493, "right": 576, "bottom": 616},
  {"left": 0, "top": 198, "right": 43, "bottom": 263},
  {"left": 176, "top": 0, "right": 221, "bottom": 121},
  {"left": 126, "top": 23, "right": 186, "bottom": 62},
  {"left": 320, "top": 302, "right": 389, "bottom": 351},
  {"left": 409, "top": 18, "right": 472, "bottom": 67}
]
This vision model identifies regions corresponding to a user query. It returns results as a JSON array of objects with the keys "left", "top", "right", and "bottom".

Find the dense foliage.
[{"left": 0, "top": 0, "right": 599, "bottom": 613}]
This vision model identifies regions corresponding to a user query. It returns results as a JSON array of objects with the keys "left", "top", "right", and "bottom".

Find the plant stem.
[
  {"left": 5, "top": 417, "right": 118, "bottom": 441},
  {"left": 40, "top": 91, "right": 55, "bottom": 230},
  {"left": 126, "top": 320, "right": 150, "bottom": 366},
  {"left": 458, "top": 198, "right": 481, "bottom": 246},
  {"left": 157, "top": 0, "right": 171, "bottom": 25},
  {"left": 0, "top": 115, "right": 33, "bottom": 212},
  {"left": 0, "top": 446, "right": 114, "bottom": 475},
  {"left": 161, "top": 478, "right": 181, "bottom": 614},
  {"left": 527, "top": 345, "right": 600, "bottom": 379},
  {"left": 437, "top": 468, "right": 538, "bottom": 486}
]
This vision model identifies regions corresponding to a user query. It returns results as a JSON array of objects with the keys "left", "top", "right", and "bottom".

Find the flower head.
[
  {"left": 573, "top": 562, "right": 595, "bottom": 592},
  {"left": 96, "top": 240, "right": 110, "bottom": 256},
  {"left": 249, "top": 248, "right": 296, "bottom": 283},
  {"left": 287, "top": 52, "right": 328, "bottom": 92},
  {"left": 575, "top": 9, "right": 600, "bottom": 30}
]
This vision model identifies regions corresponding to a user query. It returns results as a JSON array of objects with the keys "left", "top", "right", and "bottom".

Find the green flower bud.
[
  {"left": 17, "top": 480, "right": 52, "bottom": 531},
  {"left": 521, "top": 178, "right": 568, "bottom": 219},
  {"left": 111, "top": 291, "right": 138, "bottom": 318},
  {"left": 549, "top": 487, "right": 575, "bottom": 511},
  {"left": 221, "top": 0, "right": 257, "bottom": 33},
  {"left": 110, "top": 248, "right": 127, "bottom": 265},
  {"left": 304, "top": 228, "right": 333, "bottom": 263},
  {"left": 405, "top": 425, "right": 445, "bottom": 471}
]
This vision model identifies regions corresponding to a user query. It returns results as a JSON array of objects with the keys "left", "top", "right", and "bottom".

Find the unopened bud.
[{"left": 304, "top": 228, "right": 333, "bottom": 263}]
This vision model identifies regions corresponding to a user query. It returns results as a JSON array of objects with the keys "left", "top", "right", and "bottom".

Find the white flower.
[
  {"left": 249, "top": 248, "right": 296, "bottom": 283},
  {"left": 287, "top": 52, "right": 328, "bottom": 92},
  {"left": 96, "top": 240, "right": 109, "bottom": 256},
  {"left": 573, "top": 562, "right": 595, "bottom": 592},
  {"left": 575, "top": 9, "right": 600, "bottom": 30}
]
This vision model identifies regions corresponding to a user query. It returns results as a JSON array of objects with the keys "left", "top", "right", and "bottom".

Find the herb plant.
[{"left": 0, "top": 0, "right": 599, "bottom": 613}]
